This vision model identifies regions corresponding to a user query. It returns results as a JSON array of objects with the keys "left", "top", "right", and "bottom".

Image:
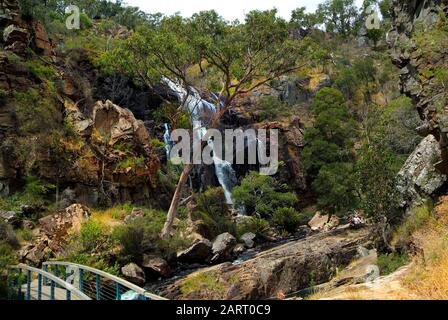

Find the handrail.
[
  {"left": 9, "top": 264, "right": 92, "bottom": 300},
  {"left": 42, "top": 261, "right": 167, "bottom": 300}
]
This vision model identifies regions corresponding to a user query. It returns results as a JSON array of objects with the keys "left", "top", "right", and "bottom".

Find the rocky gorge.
[{"left": 1, "top": 0, "right": 448, "bottom": 301}]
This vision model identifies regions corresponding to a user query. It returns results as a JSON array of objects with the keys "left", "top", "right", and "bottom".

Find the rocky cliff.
[{"left": 389, "top": 0, "right": 448, "bottom": 204}]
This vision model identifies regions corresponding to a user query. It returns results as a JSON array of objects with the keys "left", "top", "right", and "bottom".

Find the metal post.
[
  {"left": 26, "top": 270, "right": 31, "bottom": 301},
  {"left": 96, "top": 274, "right": 101, "bottom": 300},
  {"left": 37, "top": 274, "right": 42, "bottom": 301},
  {"left": 66, "top": 272, "right": 71, "bottom": 301},
  {"left": 17, "top": 268, "right": 22, "bottom": 300},
  {"left": 50, "top": 280, "right": 55, "bottom": 300},
  {"left": 115, "top": 283, "right": 121, "bottom": 300},
  {"left": 79, "top": 269, "right": 84, "bottom": 293},
  {"left": 43, "top": 264, "right": 48, "bottom": 286}
]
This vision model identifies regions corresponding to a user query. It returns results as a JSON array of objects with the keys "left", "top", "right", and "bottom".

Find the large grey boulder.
[
  {"left": 396, "top": 135, "right": 447, "bottom": 211},
  {"left": 240, "top": 232, "right": 256, "bottom": 249},
  {"left": 177, "top": 240, "right": 212, "bottom": 264},
  {"left": 211, "top": 233, "right": 237, "bottom": 263},
  {"left": 0, "top": 210, "right": 17, "bottom": 224},
  {"left": 142, "top": 255, "right": 171, "bottom": 278},
  {"left": 121, "top": 263, "right": 146, "bottom": 286}
]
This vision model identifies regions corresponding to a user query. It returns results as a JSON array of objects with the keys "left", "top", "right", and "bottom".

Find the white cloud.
[{"left": 122, "top": 0, "right": 365, "bottom": 21}]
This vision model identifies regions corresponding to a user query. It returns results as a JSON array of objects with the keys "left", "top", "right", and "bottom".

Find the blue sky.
[{"left": 123, "top": 0, "right": 365, "bottom": 21}]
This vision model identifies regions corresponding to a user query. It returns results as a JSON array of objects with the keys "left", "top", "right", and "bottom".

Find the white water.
[{"left": 163, "top": 78, "right": 237, "bottom": 204}]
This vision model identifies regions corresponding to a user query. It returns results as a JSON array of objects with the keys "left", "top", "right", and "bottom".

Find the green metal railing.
[
  {"left": 8, "top": 264, "right": 91, "bottom": 301},
  {"left": 42, "top": 261, "right": 167, "bottom": 301}
]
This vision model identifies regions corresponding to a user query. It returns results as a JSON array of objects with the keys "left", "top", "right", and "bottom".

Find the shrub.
[
  {"left": 193, "top": 188, "right": 235, "bottom": 238},
  {"left": 79, "top": 220, "right": 111, "bottom": 252},
  {"left": 232, "top": 172, "right": 297, "bottom": 219},
  {"left": 377, "top": 253, "right": 409, "bottom": 276},
  {"left": 25, "top": 60, "right": 56, "bottom": 80},
  {"left": 254, "top": 96, "right": 291, "bottom": 121},
  {"left": 112, "top": 208, "right": 191, "bottom": 262},
  {"left": 0, "top": 222, "right": 19, "bottom": 248},
  {"left": 237, "top": 217, "right": 270, "bottom": 239},
  {"left": 16, "top": 229, "right": 33, "bottom": 242},
  {"left": 272, "top": 207, "right": 301, "bottom": 233},
  {"left": 393, "top": 203, "right": 433, "bottom": 245}
]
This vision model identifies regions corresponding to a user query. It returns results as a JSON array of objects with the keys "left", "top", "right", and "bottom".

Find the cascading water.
[
  {"left": 163, "top": 123, "right": 173, "bottom": 157},
  {"left": 163, "top": 78, "right": 237, "bottom": 204}
]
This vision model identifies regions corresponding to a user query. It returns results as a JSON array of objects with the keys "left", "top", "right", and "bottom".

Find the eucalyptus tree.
[{"left": 99, "top": 9, "right": 306, "bottom": 238}]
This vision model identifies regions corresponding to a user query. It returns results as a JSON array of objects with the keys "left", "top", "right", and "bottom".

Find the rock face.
[
  {"left": 121, "top": 263, "right": 146, "bottom": 286},
  {"left": 389, "top": 0, "right": 448, "bottom": 175},
  {"left": 397, "top": 135, "right": 447, "bottom": 210},
  {"left": 308, "top": 212, "right": 340, "bottom": 232},
  {"left": 240, "top": 232, "right": 256, "bottom": 249},
  {"left": 20, "top": 204, "right": 91, "bottom": 266},
  {"left": 177, "top": 240, "right": 213, "bottom": 264},
  {"left": 38, "top": 204, "right": 90, "bottom": 238},
  {"left": 142, "top": 255, "right": 172, "bottom": 278},
  {"left": 62, "top": 99, "right": 160, "bottom": 205},
  {"left": 211, "top": 233, "right": 237, "bottom": 263},
  {"left": 163, "top": 227, "right": 370, "bottom": 300}
]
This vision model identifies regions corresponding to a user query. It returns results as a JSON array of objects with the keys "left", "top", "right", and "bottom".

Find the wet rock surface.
[{"left": 161, "top": 226, "right": 370, "bottom": 300}]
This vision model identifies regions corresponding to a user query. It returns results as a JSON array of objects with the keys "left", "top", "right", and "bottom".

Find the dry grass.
[{"left": 404, "top": 196, "right": 448, "bottom": 299}]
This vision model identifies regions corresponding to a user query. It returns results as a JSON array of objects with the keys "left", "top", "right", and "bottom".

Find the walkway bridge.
[{"left": 7, "top": 261, "right": 167, "bottom": 301}]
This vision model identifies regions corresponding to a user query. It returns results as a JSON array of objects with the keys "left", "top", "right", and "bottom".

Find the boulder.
[
  {"left": 396, "top": 135, "right": 447, "bottom": 211},
  {"left": 162, "top": 227, "right": 370, "bottom": 300},
  {"left": 121, "top": 263, "right": 146, "bottom": 286},
  {"left": 308, "top": 212, "right": 339, "bottom": 232},
  {"left": 211, "top": 233, "right": 237, "bottom": 263},
  {"left": 240, "top": 232, "right": 256, "bottom": 249},
  {"left": 233, "top": 243, "right": 246, "bottom": 256},
  {"left": 142, "top": 255, "right": 171, "bottom": 278},
  {"left": 3, "top": 24, "right": 28, "bottom": 44},
  {"left": 177, "top": 240, "right": 212, "bottom": 264},
  {"left": 39, "top": 204, "right": 91, "bottom": 239},
  {"left": 0, "top": 210, "right": 17, "bottom": 224}
]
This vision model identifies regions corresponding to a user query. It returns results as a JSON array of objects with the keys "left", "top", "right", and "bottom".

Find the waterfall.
[
  {"left": 163, "top": 78, "right": 237, "bottom": 204},
  {"left": 163, "top": 123, "right": 173, "bottom": 157}
]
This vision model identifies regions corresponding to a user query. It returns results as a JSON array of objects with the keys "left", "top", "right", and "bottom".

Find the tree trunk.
[{"left": 160, "top": 163, "right": 194, "bottom": 239}]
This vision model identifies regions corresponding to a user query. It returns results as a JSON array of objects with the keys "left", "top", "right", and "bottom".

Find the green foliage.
[
  {"left": 312, "top": 163, "right": 358, "bottom": 215},
  {"left": 316, "top": 0, "right": 359, "bottom": 37},
  {"left": 15, "top": 229, "right": 33, "bottom": 242},
  {"left": 272, "top": 207, "right": 301, "bottom": 233},
  {"left": 377, "top": 252, "right": 409, "bottom": 275},
  {"left": 357, "top": 145, "right": 401, "bottom": 223},
  {"left": 79, "top": 220, "right": 111, "bottom": 252},
  {"left": 0, "top": 241, "right": 17, "bottom": 299},
  {"left": 117, "top": 155, "right": 145, "bottom": 169},
  {"left": 237, "top": 217, "right": 270, "bottom": 239},
  {"left": 13, "top": 89, "right": 60, "bottom": 134},
  {"left": 196, "top": 187, "right": 229, "bottom": 218},
  {"left": 157, "top": 161, "right": 183, "bottom": 194},
  {"left": 254, "top": 96, "right": 292, "bottom": 121},
  {"left": 290, "top": 7, "right": 320, "bottom": 30},
  {"left": 367, "top": 96, "right": 421, "bottom": 156},
  {"left": 193, "top": 188, "right": 235, "bottom": 238},
  {"left": 394, "top": 203, "right": 433, "bottom": 244},
  {"left": 303, "top": 88, "right": 357, "bottom": 177},
  {"left": 1, "top": 176, "right": 55, "bottom": 213},
  {"left": 112, "top": 208, "right": 191, "bottom": 262},
  {"left": 25, "top": 60, "right": 57, "bottom": 81},
  {"left": 64, "top": 253, "right": 120, "bottom": 276},
  {"left": 232, "top": 172, "right": 297, "bottom": 219},
  {"left": 0, "top": 221, "right": 19, "bottom": 249}
]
